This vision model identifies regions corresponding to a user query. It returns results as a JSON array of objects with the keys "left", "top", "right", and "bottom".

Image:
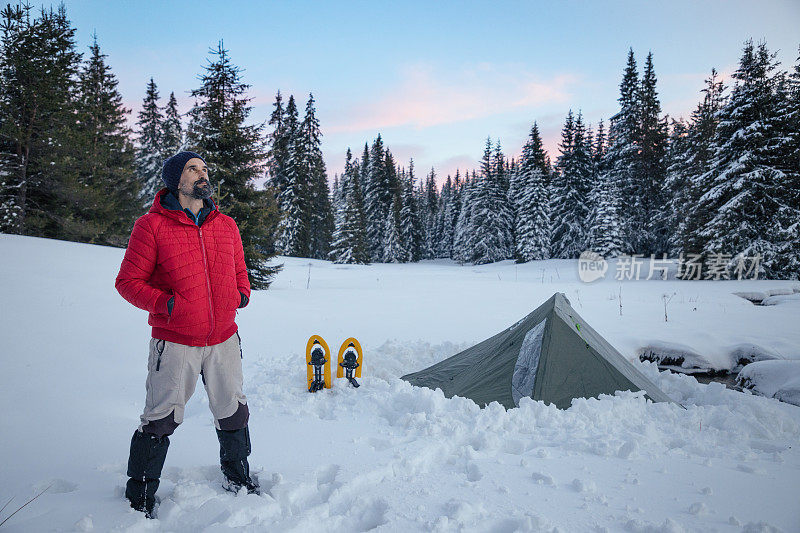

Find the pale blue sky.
[{"left": 63, "top": 0, "right": 799, "bottom": 182}]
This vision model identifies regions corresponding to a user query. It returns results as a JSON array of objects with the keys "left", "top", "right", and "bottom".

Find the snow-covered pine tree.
[
  {"left": 587, "top": 120, "right": 624, "bottom": 258},
  {"left": 593, "top": 120, "right": 606, "bottom": 164},
  {"left": 438, "top": 171, "right": 461, "bottom": 258},
  {"left": 513, "top": 123, "right": 551, "bottom": 262},
  {"left": 0, "top": 4, "right": 81, "bottom": 235},
  {"left": 332, "top": 173, "right": 342, "bottom": 220},
  {"left": 433, "top": 175, "right": 453, "bottom": 258},
  {"left": 469, "top": 137, "right": 514, "bottom": 264},
  {"left": 586, "top": 119, "right": 623, "bottom": 257},
  {"left": 135, "top": 78, "right": 164, "bottom": 205},
  {"left": 187, "top": 41, "right": 280, "bottom": 287},
  {"left": 266, "top": 91, "right": 288, "bottom": 194},
  {"left": 382, "top": 170, "right": 407, "bottom": 263},
  {"left": 494, "top": 140, "right": 509, "bottom": 194},
  {"left": 550, "top": 111, "right": 573, "bottom": 257},
  {"left": 583, "top": 121, "right": 596, "bottom": 225},
  {"left": 384, "top": 149, "right": 401, "bottom": 255},
  {"left": 363, "top": 135, "right": 391, "bottom": 261},
  {"left": 330, "top": 148, "right": 369, "bottom": 264},
  {"left": 662, "top": 118, "right": 691, "bottom": 256},
  {"left": 777, "top": 47, "right": 800, "bottom": 277},
  {"left": 161, "top": 91, "right": 183, "bottom": 158},
  {"left": 787, "top": 46, "right": 800, "bottom": 177},
  {"left": 421, "top": 168, "right": 438, "bottom": 259},
  {"left": 68, "top": 34, "right": 138, "bottom": 246},
  {"left": 605, "top": 49, "right": 641, "bottom": 254},
  {"left": 359, "top": 143, "right": 370, "bottom": 194},
  {"left": 452, "top": 172, "right": 476, "bottom": 263},
  {"left": 695, "top": 40, "right": 799, "bottom": 279},
  {"left": 637, "top": 52, "right": 669, "bottom": 254},
  {"left": 403, "top": 160, "right": 423, "bottom": 261},
  {"left": 300, "top": 93, "right": 333, "bottom": 260},
  {"left": 272, "top": 94, "right": 309, "bottom": 257},
  {"left": 671, "top": 69, "right": 726, "bottom": 259},
  {"left": 551, "top": 112, "right": 592, "bottom": 258}
]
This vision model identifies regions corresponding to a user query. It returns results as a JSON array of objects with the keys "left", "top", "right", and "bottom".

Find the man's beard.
[{"left": 184, "top": 179, "right": 214, "bottom": 200}]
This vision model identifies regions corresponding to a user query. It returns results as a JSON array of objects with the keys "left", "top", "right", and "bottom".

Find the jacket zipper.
[{"left": 199, "top": 228, "right": 215, "bottom": 346}]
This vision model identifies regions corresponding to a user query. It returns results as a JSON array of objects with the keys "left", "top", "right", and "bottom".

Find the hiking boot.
[
  {"left": 216, "top": 426, "right": 259, "bottom": 494},
  {"left": 222, "top": 471, "right": 261, "bottom": 495},
  {"left": 125, "top": 431, "right": 169, "bottom": 517}
]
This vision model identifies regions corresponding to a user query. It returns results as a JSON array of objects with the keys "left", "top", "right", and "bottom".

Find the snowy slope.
[{"left": 0, "top": 234, "right": 799, "bottom": 532}]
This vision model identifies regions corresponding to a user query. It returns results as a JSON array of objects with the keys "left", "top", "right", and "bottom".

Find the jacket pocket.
[
  {"left": 167, "top": 293, "right": 185, "bottom": 325},
  {"left": 155, "top": 339, "right": 166, "bottom": 371}
]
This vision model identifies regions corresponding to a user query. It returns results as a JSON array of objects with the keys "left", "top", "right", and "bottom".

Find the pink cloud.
[{"left": 326, "top": 63, "right": 579, "bottom": 134}]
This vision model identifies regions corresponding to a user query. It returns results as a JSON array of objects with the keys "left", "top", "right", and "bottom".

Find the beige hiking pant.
[{"left": 139, "top": 332, "right": 247, "bottom": 431}]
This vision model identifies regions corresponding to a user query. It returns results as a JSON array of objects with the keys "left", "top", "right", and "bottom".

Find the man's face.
[{"left": 178, "top": 158, "right": 214, "bottom": 200}]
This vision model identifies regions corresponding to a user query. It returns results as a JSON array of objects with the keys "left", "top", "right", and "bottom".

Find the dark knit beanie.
[{"left": 162, "top": 151, "right": 205, "bottom": 192}]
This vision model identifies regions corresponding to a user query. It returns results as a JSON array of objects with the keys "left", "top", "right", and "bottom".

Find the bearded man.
[{"left": 115, "top": 151, "right": 259, "bottom": 518}]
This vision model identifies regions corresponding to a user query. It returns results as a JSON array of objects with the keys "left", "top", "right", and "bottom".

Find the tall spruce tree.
[
  {"left": 363, "top": 135, "right": 390, "bottom": 261},
  {"left": 0, "top": 4, "right": 81, "bottom": 236},
  {"left": 135, "top": 77, "right": 164, "bottom": 205},
  {"left": 438, "top": 171, "right": 461, "bottom": 258},
  {"left": 665, "top": 70, "right": 726, "bottom": 258},
  {"left": 383, "top": 171, "right": 406, "bottom": 263},
  {"left": 161, "top": 91, "right": 183, "bottom": 157},
  {"left": 637, "top": 52, "right": 669, "bottom": 254},
  {"left": 399, "top": 163, "right": 421, "bottom": 262},
  {"left": 330, "top": 148, "right": 368, "bottom": 264},
  {"left": 551, "top": 112, "right": 592, "bottom": 258},
  {"left": 272, "top": 94, "right": 307, "bottom": 257},
  {"left": 187, "top": 41, "right": 280, "bottom": 288},
  {"left": 452, "top": 173, "right": 477, "bottom": 263},
  {"left": 421, "top": 167, "right": 438, "bottom": 259},
  {"left": 787, "top": 47, "right": 800, "bottom": 175},
  {"left": 777, "top": 47, "right": 800, "bottom": 277},
  {"left": 605, "top": 49, "right": 641, "bottom": 254},
  {"left": 331, "top": 173, "right": 342, "bottom": 220},
  {"left": 513, "top": 123, "right": 551, "bottom": 261},
  {"left": 468, "top": 138, "right": 514, "bottom": 264},
  {"left": 433, "top": 175, "right": 453, "bottom": 258},
  {"left": 695, "top": 40, "right": 799, "bottom": 279},
  {"left": 266, "top": 91, "right": 288, "bottom": 194},
  {"left": 68, "top": 35, "right": 138, "bottom": 246},
  {"left": 300, "top": 93, "right": 333, "bottom": 259},
  {"left": 587, "top": 157, "right": 624, "bottom": 257}
]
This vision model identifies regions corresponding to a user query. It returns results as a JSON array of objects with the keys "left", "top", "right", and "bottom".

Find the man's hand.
[
  {"left": 238, "top": 292, "right": 249, "bottom": 309},
  {"left": 167, "top": 296, "right": 174, "bottom": 315}
]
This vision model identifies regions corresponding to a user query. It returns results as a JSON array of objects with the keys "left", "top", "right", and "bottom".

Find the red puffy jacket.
[{"left": 116, "top": 189, "right": 251, "bottom": 346}]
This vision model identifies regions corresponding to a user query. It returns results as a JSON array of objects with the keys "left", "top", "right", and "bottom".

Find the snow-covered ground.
[{"left": 1, "top": 234, "right": 799, "bottom": 532}]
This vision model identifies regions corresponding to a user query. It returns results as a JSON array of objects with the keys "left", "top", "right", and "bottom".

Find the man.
[{"left": 116, "top": 151, "right": 259, "bottom": 518}]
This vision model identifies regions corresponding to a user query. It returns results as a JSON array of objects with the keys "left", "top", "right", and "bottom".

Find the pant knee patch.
[
  {"left": 217, "top": 402, "right": 249, "bottom": 431},
  {"left": 141, "top": 411, "right": 180, "bottom": 438}
]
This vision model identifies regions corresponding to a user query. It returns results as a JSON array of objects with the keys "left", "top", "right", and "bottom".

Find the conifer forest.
[{"left": 1, "top": 3, "right": 798, "bottom": 282}]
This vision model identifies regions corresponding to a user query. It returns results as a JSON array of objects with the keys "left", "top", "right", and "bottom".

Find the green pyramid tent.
[{"left": 402, "top": 293, "right": 675, "bottom": 409}]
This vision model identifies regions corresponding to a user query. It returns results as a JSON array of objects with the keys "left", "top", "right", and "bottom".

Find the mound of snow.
[
  {"left": 733, "top": 291, "right": 768, "bottom": 303},
  {"left": 761, "top": 293, "right": 800, "bottom": 307},
  {"left": 639, "top": 341, "right": 785, "bottom": 374},
  {"left": 737, "top": 360, "right": 800, "bottom": 406},
  {"left": 727, "top": 343, "right": 783, "bottom": 369},
  {"left": 765, "top": 288, "right": 796, "bottom": 297},
  {"left": 638, "top": 341, "right": 718, "bottom": 372}
]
